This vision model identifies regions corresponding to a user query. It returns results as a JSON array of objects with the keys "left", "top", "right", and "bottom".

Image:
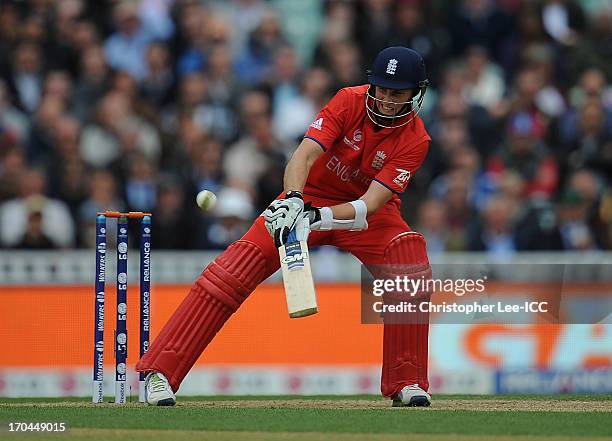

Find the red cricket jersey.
[{"left": 303, "top": 85, "right": 430, "bottom": 209}]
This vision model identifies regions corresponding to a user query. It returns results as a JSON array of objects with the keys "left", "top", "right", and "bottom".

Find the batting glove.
[{"left": 263, "top": 191, "right": 304, "bottom": 247}]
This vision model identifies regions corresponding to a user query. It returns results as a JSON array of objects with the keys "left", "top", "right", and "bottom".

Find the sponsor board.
[
  {"left": 0, "top": 367, "right": 493, "bottom": 397},
  {"left": 495, "top": 369, "right": 612, "bottom": 394}
]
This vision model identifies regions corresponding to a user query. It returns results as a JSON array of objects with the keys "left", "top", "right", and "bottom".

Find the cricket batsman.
[{"left": 137, "top": 46, "right": 433, "bottom": 407}]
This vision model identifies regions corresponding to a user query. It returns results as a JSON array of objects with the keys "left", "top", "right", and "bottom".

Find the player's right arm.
[
  {"left": 263, "top": 138, "right": 324, "bottom": 247},
  {"left": 284, "top": 138, "right": 325, "bottom": 193},
  {"left": 264, "top": 89, "right": 348, "bottom": 246}
]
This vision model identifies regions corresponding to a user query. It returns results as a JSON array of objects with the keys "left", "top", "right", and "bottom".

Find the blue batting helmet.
[
  {"left": 367, "top": 46, "right": 428, "bottom": 90},
  {"left": 366, "top": 46, "right": 429, "bottom": 128}
]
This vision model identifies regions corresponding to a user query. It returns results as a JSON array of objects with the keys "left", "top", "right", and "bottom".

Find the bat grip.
[{"left": 287, "top": 228, "right": 298, "bottom": 244}]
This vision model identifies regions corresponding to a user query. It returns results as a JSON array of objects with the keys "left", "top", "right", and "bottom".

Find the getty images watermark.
[
  {"left": 371, "top": 275, "right": 547, "bottom": 315},
  {"left": 360, "top": 264, "right": 612, "bottom": 325}
]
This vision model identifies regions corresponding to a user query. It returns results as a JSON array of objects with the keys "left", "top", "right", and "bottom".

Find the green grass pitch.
[{"left": 1, "top": 395, "right": 611, "bottom": 441}]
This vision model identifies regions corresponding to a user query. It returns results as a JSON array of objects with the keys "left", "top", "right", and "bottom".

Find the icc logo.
[
  {"left": 100, "top": 227, "right": 106, "bottom": 234},
  {"left": 120, "top": 228, "right": 127, "bottom": 234},
  {"left": 144, "top": 227, "right": 150, "bottom": 234}
]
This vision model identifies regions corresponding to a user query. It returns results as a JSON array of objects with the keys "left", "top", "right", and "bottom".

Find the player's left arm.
[
  {"left": 329, "top": 181, "right": 392, "bottom": 218},
  {"left": 306, "top": 180, "right": 390, "bottom": 231}
]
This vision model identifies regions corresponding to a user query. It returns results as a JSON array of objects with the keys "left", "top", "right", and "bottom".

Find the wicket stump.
[{"left": 93, "top": 212, "right": 152, "bottom": 404}]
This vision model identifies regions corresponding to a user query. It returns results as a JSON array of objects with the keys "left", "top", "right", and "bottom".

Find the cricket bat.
[{"left": 279, "top": 229, "right": 318, "bottom": 318}]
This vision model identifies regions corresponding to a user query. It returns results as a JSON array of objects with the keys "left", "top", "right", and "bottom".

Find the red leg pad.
[
  {"left": 136, "top": 240, "right": 269, "bottom": 391},
  {"left": 381, "top": 232, "right": 431, "bottom": 397}
]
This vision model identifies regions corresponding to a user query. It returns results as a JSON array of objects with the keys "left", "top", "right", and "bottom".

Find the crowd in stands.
[{"left": 0, "top": 0, "right": 610, "bottom": 253}]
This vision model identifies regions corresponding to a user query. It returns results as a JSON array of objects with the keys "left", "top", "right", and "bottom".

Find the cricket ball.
[{"left": 196, "top": 190, "right": 217, "bottom": 212}]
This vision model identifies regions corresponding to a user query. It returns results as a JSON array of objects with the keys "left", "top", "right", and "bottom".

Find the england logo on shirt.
[
  {"left": 371, "top": 151, "right": 386, "bottom": 170},
  {"left": 386, "top": 59, "right": 398, "bottom": 75}
]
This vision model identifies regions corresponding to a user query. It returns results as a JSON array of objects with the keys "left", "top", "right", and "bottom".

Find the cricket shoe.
[
  {"left": 392, "top": 384, "right": 431, "bottom": 407},
  {"left": 144, "top": 372, "right": 176, "bottom": 406}
]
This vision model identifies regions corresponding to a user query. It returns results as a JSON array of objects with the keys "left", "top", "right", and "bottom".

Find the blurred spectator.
[
  {"left": 557, "top": 189, "right": 597, "bottom": 250},
  {"left": 235, "top": 11, "right": 287, "bottom": 84},
  {"left": 563, "top": 8, "right": 612, "bottom": 84},
  {"left": 448, "top": 0, "right": 515, "bottom": 61},
  {"left": 189, "top": 69, "right": 238, "bottom": 143},
  {"left": 0, "top": 146, "right": 27, "bottom": 202},
  {"left": 416, "top": 198, "right": 449, "bottom": 254},
  {"left": 388, "top": 1, "right": 440, "bottom": 81},
  {"left": 204, "top": 186, "right": 254, "bottom": 249},
  {"left": 463, "top": 46, "right": 505, "bottom": 111},
  {"left": 27, "top": 95, "right": 66, "bottom": 164},
  {"left": 493, "top": 67, "right": 553, "bottom": 123},
  {"left": 13, "top": 210, "right": 55, "bottom": 249},
  {"left": 567, "top": 169, "right": 610, "bottom": 248},
  {"left": 80, "top": 92, "right": 161, "bottom": 168},
  {"left": 540, "top": 0, "right": 586, "bottom": 47},
  {"left": 72, "top": 20, "right": 101, "bottom": 53},
  {"left": 514, "top": 197, "right": 564, "bottom": 251},
  {"left": 141, "top": 43, "right": 175, "bottom": 107},
  {"left": 0, "top": 167, "right": 75, "bottom": 247},
  {"left": 312, "top": 1, "right": 355, "bottom": 69},
  {"left": 161, "top": 73, "right": 207, "bottom": 138},
  {"left": 173, "top": 2, "right": 209, "bottom": 76},
  {"left": 206, "top": 44, "right": 243, "bottom": 109},
  {"left": 357, "top": 0, "right": 394, "bottom": 64},
  {"left": 0, "top": 3, "right": 20, "bottom": 57},
  {"left": 73, "top": 45, "right": 110, "bottom": 121},
  {"left": 43, "top": 71, "right": 73, "bottom": 107},
  {"left": 104, "top": 1, "right": 171, "bottom": 81},
  {"left": 522, "top": 45, "right": 566, "bottom": 118},
  {"left": 185, "top": 43, "right": 241, "bottom": 142},
  {"left": 223, "top": 90, "right": 286, "bottom": 209},
  {"left": 215, "top": 0, "right": 270, "bottom": 57},
  {"left": 191, "top": 136, "right": 225, "bottom": 195},
  {"left": 45, "top": 0, "right": 85, "bottom": 76},
  {"left": 123, "top": 152, "right": 157, "bottom": 213},
  {"left": 0, "top": 79, "right": 29, "bottom": 144},
  {"left": 273, "top": 66, "right": 333, "bottom": 143},
  {"left": 5, "top": 42, "right": 44, "bottom": 113},
  {"left": 500, "top": 5, "right": 548, "bottom": 81},
  {"left": 567, "top": 68, "right": 612, "bottom": 109},
  {"left": 560, "top": 98, "right": 612, "bottom": 175},
  {"left": 468, "top": 195, "right": 518, "bottom": 254},
  {"left": 598, "top": 189, "right": 612, "bottom": 249},
  {"left": 46, "top": 116, "right": 88, "bottom": 214},
  {"left": 151, "top": 174, "right": 199, "bottom": 249},
  {"left": 328, "top": 41, "right": 364, "bottom": 89},
  {"left": 270, "top": 45, "right": 306, "bottom": 142},
  {"left": 433, "top": 170, "right": 479, "bottom": 251},
  {"left": 77, "top": 168, "right": 125, "bottom": 248},
  {"left": 269, "top": 0, "right": 323, "bottom": 65},
  {"left": 487, "top": 112, "right": 559, "bottom": 199}
]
